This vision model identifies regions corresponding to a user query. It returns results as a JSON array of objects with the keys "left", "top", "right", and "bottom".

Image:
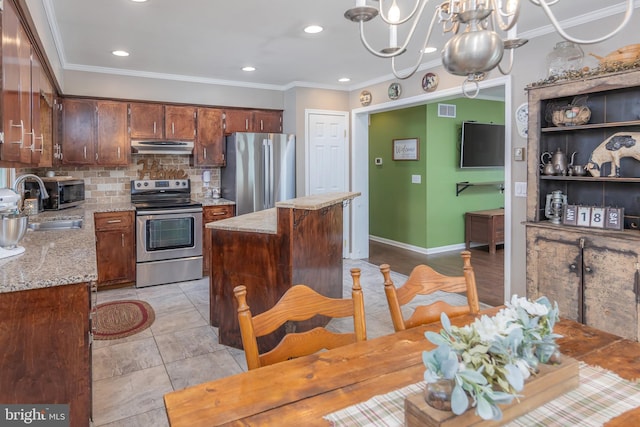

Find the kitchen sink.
[{"left": 28, "top": 218, "right": 84, "bottom": 231}]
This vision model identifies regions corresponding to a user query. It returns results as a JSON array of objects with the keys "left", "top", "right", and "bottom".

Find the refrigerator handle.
[
  {"left": 263, "top": 139, "right": 269, "bottom": 210},
  {"left": 267, "top": 139, "right": 274, "bottom": 208}
]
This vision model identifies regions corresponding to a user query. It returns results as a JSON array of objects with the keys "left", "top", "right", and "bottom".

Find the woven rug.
[{"left": 94, "top": 300, "right": 155, "bottom": 340}]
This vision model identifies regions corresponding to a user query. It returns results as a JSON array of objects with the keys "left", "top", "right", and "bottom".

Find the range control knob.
[
  {"left": 136, "top": 182, "right": 141, "bottom": 188},
  {"left": 143, "top": 182, "right": 149, "bottom": 187}
]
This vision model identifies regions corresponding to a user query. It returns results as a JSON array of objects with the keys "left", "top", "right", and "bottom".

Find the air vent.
[{"left": 438, "top": 104, "right": 456, "bottom": 118}]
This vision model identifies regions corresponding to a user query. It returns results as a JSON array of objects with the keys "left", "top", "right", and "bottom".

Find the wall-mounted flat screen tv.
[{"left": 460, "top": 121, "right": 505, "bottom": 168}]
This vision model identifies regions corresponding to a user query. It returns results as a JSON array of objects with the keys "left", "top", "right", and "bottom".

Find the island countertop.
[
  {"left": 206, "top": 192, "right": 360, "bottom": 234},
  {"left": 0, "top": 203, "right": 134, "bottom": 294}
]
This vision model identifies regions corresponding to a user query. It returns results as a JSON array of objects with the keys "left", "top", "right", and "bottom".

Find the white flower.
[
  {"left": 507, "top": 295, "right": 549, "bottom": 316},
  {"left": 472, "top": 312, "right": 521, "bottom": 343}
]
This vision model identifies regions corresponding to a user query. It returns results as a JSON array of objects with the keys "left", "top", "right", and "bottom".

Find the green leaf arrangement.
[{"left": 422, "top": 296, "right": 561, "bottom": 421}]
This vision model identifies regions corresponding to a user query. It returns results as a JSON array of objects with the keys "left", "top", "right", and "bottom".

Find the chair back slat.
[
  {"left": 234, "top": 267, "right": 367, "bottom": 370},
  {"left": 380, "top": 250, "right": 480, "bottom": 332}
]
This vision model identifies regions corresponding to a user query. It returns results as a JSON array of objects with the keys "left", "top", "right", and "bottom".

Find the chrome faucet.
[{"left": 12, "top": 174, "right": 50, "bottom": 200}]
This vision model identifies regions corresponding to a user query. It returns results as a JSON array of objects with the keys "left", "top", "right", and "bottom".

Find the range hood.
[{"left": 131, "top": 140, "right": 194, "bottom": 155}]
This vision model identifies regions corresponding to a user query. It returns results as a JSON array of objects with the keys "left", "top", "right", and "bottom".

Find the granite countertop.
[
  {"left": 0, "top": 203, "right": 135, "bottom": 294},
  {"left": 206, "top": 192, "right": 360, "bottom": 234},
  {"left": 197, "top": 198, "right": 235, "bottom": 207}
]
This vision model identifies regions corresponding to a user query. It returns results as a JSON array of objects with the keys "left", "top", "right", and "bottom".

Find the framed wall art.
[{"left": 392, "top": 138, "right": 419, "bottom": 161}]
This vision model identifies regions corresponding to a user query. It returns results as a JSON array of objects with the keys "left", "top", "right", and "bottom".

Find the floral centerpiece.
[{"left": 422, "top": 295, "right": 560, "bottom": 421}]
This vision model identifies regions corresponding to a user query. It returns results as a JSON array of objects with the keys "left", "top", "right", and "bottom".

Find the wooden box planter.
[{"left": 405, "top": 356, "right": 579, "bottom": 427}]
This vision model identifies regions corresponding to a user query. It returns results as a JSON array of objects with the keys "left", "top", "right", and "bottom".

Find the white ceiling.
[{"left": 35, "top": 0, "right": 637, "bottom": 91}]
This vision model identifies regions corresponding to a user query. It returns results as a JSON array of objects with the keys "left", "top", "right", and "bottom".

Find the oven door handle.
[{"left": 136, "top": 207, "right": 203, "bottom": 216}]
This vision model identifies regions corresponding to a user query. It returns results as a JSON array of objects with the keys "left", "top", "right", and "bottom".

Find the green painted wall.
[{"left": 369, "top": 99, "right": 505, "bottom": 250}]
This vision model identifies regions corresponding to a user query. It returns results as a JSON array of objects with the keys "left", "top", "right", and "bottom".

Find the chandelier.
[{"left": 344, "top": 0, "right": 634, "bottom": 97}]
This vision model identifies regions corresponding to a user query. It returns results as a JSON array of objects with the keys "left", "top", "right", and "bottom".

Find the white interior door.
[{"left": 305, "top": 110, "right": 349, "bottom": 256}]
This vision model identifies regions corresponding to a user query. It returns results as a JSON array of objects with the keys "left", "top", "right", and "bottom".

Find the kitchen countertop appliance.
[
  {"left": 131, "top": 178, "right": 203, "bottom": 287},
  {"left": 0, "top": 174, "right": 50, "bottom": 260},
  {"left": 222, "top": 132, "right": 295, "bottom": 216}
]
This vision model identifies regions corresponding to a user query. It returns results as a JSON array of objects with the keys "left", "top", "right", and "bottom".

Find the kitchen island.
[{"left": 206, "top": 192, "right": 360, "bottom": 350}]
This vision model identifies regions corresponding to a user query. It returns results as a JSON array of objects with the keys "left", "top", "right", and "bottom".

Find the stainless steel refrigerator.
[{"left": 221, "top": 132, "right": 296, "bottom": 216}]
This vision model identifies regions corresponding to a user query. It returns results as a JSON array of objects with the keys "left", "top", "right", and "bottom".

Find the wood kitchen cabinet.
[
  {"left": 129, "top": 102, "right": 195, "bottom": 141},
  {"left": 36, "top": 64, "right": 55, "bottom": 167},
  {"left": 129, "top": 102, "right": 164, "bottom": 139},
  {"left": 194, "top": 107, "right": 225, "bottom": 166},
  {"left": 96, "top": 101, "right": 129, "bottom": 165},
  {"left": 61, "top": 98, "right": 96, "bottom": 165},
  {"left": 202, "top": 204, "right": 234, "bottom": 276},
  {"left": 0, "top": 0, "right": 50, "bottom": 166},
  {"left": 165, "top": 105, "right": 196, "bottom": 140},
  {"left": 525, "top": 70, "right": 640, "bottom": 341},
  {"left": 223, "top": 109, "right": 282, "bottom": 134},
  {"left": 0, "top": 282, "right": 92, "bottom": 427},
  {"left": 94, "top": 211, "right": 135, "bottom": 288},
  {"left": 61, "top": 99, "right": 129, "bottom": 165}
]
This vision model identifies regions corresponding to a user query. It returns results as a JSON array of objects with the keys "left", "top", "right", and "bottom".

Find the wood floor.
[{"left": 365, "top": 240, "right": 505, "bottom": 307}]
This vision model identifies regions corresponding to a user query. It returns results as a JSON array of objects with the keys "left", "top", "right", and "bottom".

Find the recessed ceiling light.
[
  {"left": 130, "top": 0, "right": 149, "bottom": 3},
  {"left": 304, "top": 25, "right": 323, "bottom": 34},
  {"left": 112, "top": 50, "right": 130, "bottom": 57},
  {"left": 338, "top": 77, "right": 351, "bottom": 83},
  {"left": 422, "top": 47, "right": 437, "bottom": 54},
  {"left": 242, "top": 66, "right": 256, "bottom": 72}
]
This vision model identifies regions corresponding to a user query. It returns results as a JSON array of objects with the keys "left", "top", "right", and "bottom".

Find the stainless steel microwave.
[{"left": 26, "top": 179, "right": 85, "bottom": 210}]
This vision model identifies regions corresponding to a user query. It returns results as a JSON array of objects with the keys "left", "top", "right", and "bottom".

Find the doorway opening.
[{"left": 349, "top": 75, "right": 512, "bottom": 302}]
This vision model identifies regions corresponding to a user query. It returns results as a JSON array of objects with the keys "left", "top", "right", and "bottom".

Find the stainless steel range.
[{"left": 131, "top": 179, "right": 202, "bottom": 288}]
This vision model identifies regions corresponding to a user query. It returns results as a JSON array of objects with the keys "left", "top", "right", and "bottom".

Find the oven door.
[{"left": 136, "top": 207, "right": 203, "bottom": 262}]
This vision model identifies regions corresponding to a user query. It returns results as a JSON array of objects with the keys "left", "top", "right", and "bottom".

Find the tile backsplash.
[{"left": 20, "top": 155, "right": 221, "bottom": 208}]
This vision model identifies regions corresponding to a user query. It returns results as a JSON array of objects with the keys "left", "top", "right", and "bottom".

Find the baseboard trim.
[{"left": 369, "top": 235, "right": 478, "bottom": 255}]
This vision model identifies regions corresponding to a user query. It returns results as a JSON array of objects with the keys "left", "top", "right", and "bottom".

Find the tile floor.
[{"left": 91, "top": 259, "right": 474, "bottom": 426}]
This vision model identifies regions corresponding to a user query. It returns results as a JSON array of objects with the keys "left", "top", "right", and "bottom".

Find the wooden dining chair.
[
  {"left": 233, "top": 268, "right": 367, "bottom": 370},
  {"left": 379, "top": 250, "right": 480, "bottom": 332}
]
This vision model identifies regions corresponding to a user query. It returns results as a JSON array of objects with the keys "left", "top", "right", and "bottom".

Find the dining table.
[{"left": 163, "top": 307, "right": 640, "bottom": 426}]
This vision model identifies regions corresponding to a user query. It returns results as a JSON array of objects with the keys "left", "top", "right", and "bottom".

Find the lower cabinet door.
[
  {"left": 583, "top": 238, "right": 639, "bottom": 341},
  {"left": 526, "top": 227, "right": 582, "bottom": 322}
]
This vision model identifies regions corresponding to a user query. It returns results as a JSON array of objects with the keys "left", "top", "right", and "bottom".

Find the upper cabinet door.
[
  {"left": 97, "top": 101, "right": 129, "bottom": 166},
  {"left": 195, "top": 108, "right": 225, "bottom": 166},
  {"left": 36, "top": 66, "right": 55, "bottom": 168},
  {"left": 1, "top": 3, "right": 23, "bottom": 164},
  {"left": 129, "top": 103, "right": 163, "bottom": 139},
  {"left": 253, "top": 110, "right": 282, "bottom": 133},
  {"left": 61, "top": 98, "right": 96, "bottom": 165},
  {"left": 165, "top": 105, "right": 196, "bottom": 140},
  {"left": 223, "top": 109, "right": 252, "bottom": 134}
]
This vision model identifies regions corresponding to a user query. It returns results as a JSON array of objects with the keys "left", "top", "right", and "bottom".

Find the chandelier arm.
[
  {"left": 535, "top": 0, "right": 634, "bottom": 45},
  {"left": 490, "top": 0, "right": 521, "bottom": 32},
  {"left": 377, "top": 0, "right": 427, "bottom": 25},
  {"left": 358, "top": 1, "right": 432, "bottom": 59},
  {"left": 389, "top": 10, "right": 440, "bottom": 79},
  {"left": 497, "top": 48, "right": 515, "bottom": 75}
]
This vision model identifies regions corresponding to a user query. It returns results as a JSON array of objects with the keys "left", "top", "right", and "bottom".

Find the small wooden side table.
[{"left": 465, "top": 208, "right": 504, "bottom": 254}]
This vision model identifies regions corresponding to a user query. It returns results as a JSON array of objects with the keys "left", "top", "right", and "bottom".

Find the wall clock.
[
  {"left": 359, "top": 90, "right": 372, "bottom": 106},
  {"left": 515, "top": 103, "right": 528, "bottom": 138},
  {"left": 388, "top": 82, "right": 401, "bottom": 100},
  {"left": 422, "top": 72, "right": 439, "bottom": 92}
]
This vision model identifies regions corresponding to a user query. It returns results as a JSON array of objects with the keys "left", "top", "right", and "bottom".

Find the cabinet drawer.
[
  {"left": 94, "top": 211, "right": 133, "bottom": 231},
  {"left": 203, "top": 205, "right": 234, "bottom": 222}
]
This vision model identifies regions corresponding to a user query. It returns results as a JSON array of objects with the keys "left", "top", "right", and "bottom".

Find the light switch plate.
[
  {"left": 515, "top": 181, "right": 527, "bottom": 197},
  {"left": 411, "top": 175, "right": 421, "bottom": 184},
  {"left": 374, "top": 157, "right": 383, "bottom": 165},
  {"left": 514, "top": 147, "right": 525, "bottom": 161}
]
